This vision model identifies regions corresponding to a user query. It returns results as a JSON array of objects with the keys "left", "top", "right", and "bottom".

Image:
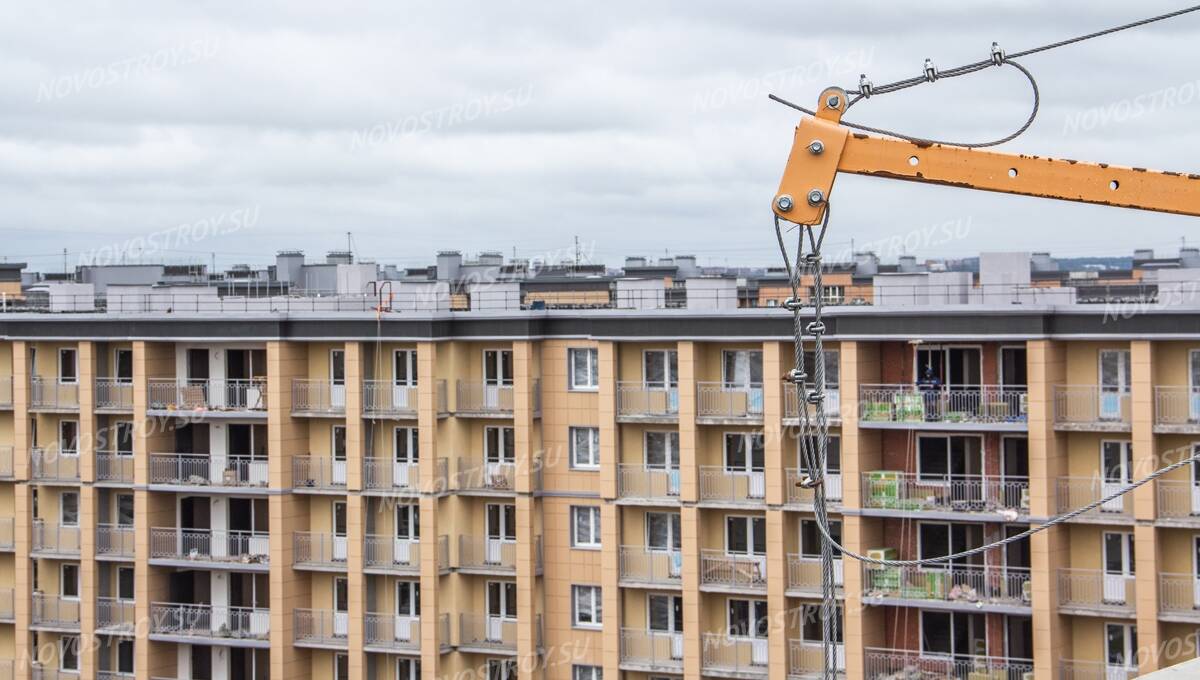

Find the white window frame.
[
  {"left": 60, "top": 563, "right": 80, "bottom": 600},
  {"left": 570, "top": 426, "right": 600, "bottom": 469},
  {"left": 642, "top": 349, "right": 678, "bottom": 389},
  {"left": 485, "top": 426, "right": 516, "bottom": 464},
  {"left": 116, "top": 638, "right": 135, "bottom": 674},
  {"left": 394, "top": 349, "right": 418, "bottom": 386},
  {"left": 572, "top": 584, "right": 603, "bottom": 628},
  {"left": 725, "top": 515, "right": 765, "bottom": 556},
  {"left": 644, "top": 431, "right": 680, "bottom": 469},
  {"left": 58, "top": 348, "right": 78, "bottom": 384},
  {"left": 572, "top": 666, "right": 602, "bottom": 680},
  {"left": 645, "top": 512, "right": 681, "bottom": 552},
  {"left": 394, "top": 426, "right": 419, "bottom": 463},
  {"left": 647, "top": 593, "right": 683, "bottom": 633},
  {"left": 330, "top": 349, "right": 346, "bottom": 386},
  {"left": 334, "top": 653, "right": 350, "bottom": 680},
  {"left": 60, "top": 492, "right": 80, "bottom": 527},
  {"left": 568, "top": 348, "right": 599, "bottom": 391},
  {"left": 113, "top": 348, "right": 134, "bottom": 384},
  {"left": 571, "top": 506, "right": 601, "bottom": 549},
  {"left": 721, "top": 350, "right": 763, "bottom": 389},
  {"left": 59, "top": 636, "right": 80, "bottom": 671},
  {"left": 725, "top": 597, "right": 768, "bottom": 639}
]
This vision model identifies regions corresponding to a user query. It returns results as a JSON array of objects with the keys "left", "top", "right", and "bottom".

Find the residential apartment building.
[{"left": 0, "top": 300, "right": 1198, "bottom": 680}]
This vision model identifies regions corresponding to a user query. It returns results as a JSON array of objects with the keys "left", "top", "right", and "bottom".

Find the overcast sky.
[{"left": 3, "top": 1, "right": 1200, "bottom": 271}]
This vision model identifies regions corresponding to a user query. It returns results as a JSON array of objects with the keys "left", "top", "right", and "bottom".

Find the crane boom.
[{"left": 772, "top": 87, "right": 1200, "bottom": 225}]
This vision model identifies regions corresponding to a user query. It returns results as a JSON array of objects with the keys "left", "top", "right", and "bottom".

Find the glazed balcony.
[
  {"left": 618, "top": 547, "right": 682, "bottom": 587},
  {"left": 860, "top": 472, "right": 1029, "bottom": 516},
  {"left": 617, "top": 464, "right": 680, "bottom": 503},
  {"left": 292, "top": 455, "right": 348, "bottom": 491},
  {"left": 150, "top": 453, "right": 269, "bottom": 489},
  {"left": 94, "top": 378, "right": 134, "bottom": 411},
  {"left": 30, "top": 447, "right": 80, "bottom": 483},
  {"left": 149, "top": 527, "right": 270, "bottom": 567},
  {"left": 858, "top": 384, "right": 1026, "bottom": 429},
  {"left": 291, "top": 379, "right": 346, "bottom": 416},
  {"left": 862, "top": 564, "right": 1031, "bottom": 609},
  {"left": 1057, "top": 568, "right": 1136, "bottom": 616},
  {"left": 696, "top": 382, "right": 764, "bottom": 423},
  {"left": 1154, "top": 386, "right": 1200, "bottom": 432},
  {"left": 30, "top": 377, "right": 79, "bottom": 411},
  {"left": 620, "top": 629, "right": 684, "bottom": 672},
  {"left": 364, "top": 534, "right": 420, "bottom": 574},
  {"left": 1159, "top": 573, "right": 1200, "bottom": 622},
  {"left": 96, "top": 597, "right": 136, "bottom": 633},
  {"left": 617, "top": 382, "right": 679, "bottom": 421},
  {"left": 294, "top": 531, "right": 348, "bottom": 570},
  {"left": 700, "top": 551, "right": 767, "bottom": 592},
  {"left": 95, "top": 453, "right": 134, "bottom": 485},
  {"left": 364, "top": 612, "right": 420, "bottom": 652},
  {"left": 147, "top": 378, "right": 267, "bottom": 413},
  {"left": 32, "top": 519, "right": 80, "bottom": 557},
  {"left": 150, "top": 602, "right": 270, "bottom": 642},
  {"left": 1056, "top": 477, "right": 1134, "bottom": 521},
  {"left": 863, "top": 648, "right": 1033, "bottom": 680},
  {"left": 1054, "top": 385, "right": 1130, "bottom": 431},
  {"left": 294, "top": 608, "right": 349, "bottom": 648},
  {"left": 96, "top": 523, "right": 135, "bottom": 559},
  {"left": 787, "top": 555, "right": 844, "bottom": 597},
  {"left": 700, "top": 633, "right": 769, "bottom": 677},
  {"left": 31, "top": 594, "right": 81, "bottom": 631}
]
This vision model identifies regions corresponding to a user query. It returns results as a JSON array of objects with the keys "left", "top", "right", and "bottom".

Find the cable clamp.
[
  {"left": 805, "top": 391, "right": 825, "bottom": 405},
  {"left": 783, "top": 368, "right": 807, "bottom": 384},
  {"left": 990, "top": 42, "right": 1006, "bottom": 66},
  {"left": 858, "top": 74, "right": 873, "bottom": 98},
  {"left": 796, "top": 474, "right": 823, "bottom": 489},
  {"left": 802, "top": 253, "right": 821, "bottom": 266},
  {"left": 782, "top": 297, "right": 805, "bottom": 311},
  {"left": 923, "top": 58, "right": 938, "bottom": 82},
  {"left": 806, "top": 321, "right": 826, "bottom": 335}
]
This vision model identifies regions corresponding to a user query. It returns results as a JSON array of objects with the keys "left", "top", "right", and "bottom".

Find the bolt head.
[
  {"left": 807, "top": 140, "right": 824, "bottom": 155},
  {"left": 825, "top": 94, "right": 841, "bottom": 109},
  {"left": 775, "top": 194, "right": 794, "bottom": 212},
  {"left": 807, "top": 189, "right": 825, "bottom": 206}
]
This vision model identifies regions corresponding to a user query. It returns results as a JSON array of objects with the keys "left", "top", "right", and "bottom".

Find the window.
[
  {"left": 572, "top": 585, "right": 602, "bottom": 628},
  {"left": 60, "top": 636, "right": 79, "bottom": 671},
  {"left": 722, "top": 350, "right": 763, "bottom": 387},
  {"left": 395, "top": 503, "right": 419, "bottom": 540},
  {"left": 488, "top": 581, "right": 517, "bottom": 619},
  {"left": 648, "top": 594, "right": 683, "bottom": 632},
  {"left": 332, "top": 426, "right": 347, "bottom": 462},
  {"left": 571, "top": 506, "right": 601, "bottom": 548},
  {"left": 395, "top": 350, "right": 418, "bottom": 386},
  {"left": 484, "top": 349, "right": 514, "bottom": 386},
  {"left": 643, "top": 350, "right": 678, "bottom": 388},
  {"left": 570, "top": 427, "right": 600, "bottom": 469},
  {"left": 117, "top": 639, "right": 134, "bottom": 674},
  {"left": 724, "top": 433, "right": 764, "bottom": 472},
  {"left": 800, "top": 605, "right": 843, "bottom": 643},
  {"left": 645, "top": 431, "right": 680, "bottom": 468},
  {"left": 59, "top": 420, "right": 79, "bottom": 453},
  {"left": 117, "top": 567, "right": 135, "bottom": 600},
  {"left": 115, "top": 421, "right": 134, "bottom": 455},
  {"left": 727, "top": 599, "right": 768, "bottom": 638},
  {"left": 921, "top": 611, "right": 985, "bottom": 658},
  {"left": 60, "top": 492, "right": 79, "bottom": 526},
  {"left": 802, "top": 351, "right": 840, "bottom": 388},
  {"left": 114, "top": 349, "right": 133, "bottom": 384},
  {"left": 569, "top": 348, "right": 599, "bottom": 390},
  {"left": 396, "top": 659, "right": 420, "bottom": 680},
  {"left": 59, "top": 348, "right": 78, "bottom": 383},
  {"left": 798, "top": 435, "right": 841, "bottom": 475},
  {"left": 335, "top": 654, "right": 349, "bottom": 680},
  {"left": 116, "top": 494, "right": 134, "bottom": 527},
  {"left": 807, "top": 285, "right": 845, "bottom": 304},
  {"left": 61, "top": 564, "right": 80, "bottom": 599},
  {"left": 485, "top": 427, "right": 516, "bottom": 463},
  {"left": 330, "top": 350, "right": 346, "bottom": 385},
  {"left": 917, "top": 435, "right": 982, "bottom": 481},
  {"left": 726, "top": 516, "right": 766, "bottom": 555},
  {"left": 646, "top": 512, "right": 681, "bottom": 551},
  {"left": 573, "top": 666, "right": 602, "bottom": 680},
  {"left": 394, "top": 427, "right": 419, "bottom": 463},
  {"left": 799, "top": 519, "right": 842, "bottom": 558},
  {"left": 488, "top": 660, "right": 516, "bottom": 680}
]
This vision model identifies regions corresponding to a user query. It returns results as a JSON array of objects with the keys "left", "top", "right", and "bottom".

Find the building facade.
[{"left": 0, "top": 305, "right": 1197, "bottom": 680}]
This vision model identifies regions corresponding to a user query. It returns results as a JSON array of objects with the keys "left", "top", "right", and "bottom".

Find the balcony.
[
  {"left": 858, "top": 384, "right": 1026, "bottom": 430},
  {"left": 32, "top": 520, "right": 80, "bottom": 557},
  {"left": 0, "top": 517, "right": 12, "bottom": 551},
  {"left": 1154, "top": 386, "right": 1200, "bottom": 433},
  {"left": 150, "top": 453, "right": 268, "bottom": 490},
  {"left": 787, "top": 555, "right": 844, "bottom": 597},
  {"left": 699, "top": 466, "right": 766, "bottom": 506},
  {"left": 696, "top": 382, "right": 764, "bottom": 423},
  {"left": 619, "top": 547, "right": 682, "bottom": 588},
  {"left": 294, "top": 532, "right": 348, "bottom": 571},
  {"left": 455, "top": 458, "right": 523, "bottom": 494},
  {"left": 1061, "top": 660, "right": 1139, "bottom": 680},
  {"left": 789, "top": 640, "right": 846, "bottom": 679},
  {"left": 364, "top": 457, "right": 447, "bottom": 495},
  {"left": 0, "top": 588, "right": 12, "bottom": 623},
  {"left": 33, "top": 669, "right": 79, "bottom": 680},
  {"left": 1159, "top": 573, "right": 1200, "bottom": 622},
  {"left": 95, "top": 453, "right": 134, "bottom": 485},
  {"left": 784, "top": 387, "right": 841, "bottom": 425},
  {"left": 1057, "top": 569, "right": 1136, "bottom": 617},
  {"left": 0, "top": 375, "right": 10, "bottom": 408},
  {"left": 700, "top": 551, "right": 767, "bottom": 592},
  {"left": 292, "top": 455, "right": 348, "bottom": 492},
  {"left": 860, "top": 472, "right": 1029, "bottom": 518},
  {"left": 291, "top": 379, "right": 346, "bottom": 416},
  {"left": 457, "top": 535, "right": 542, "bottom": 574},
  {"left": 150, "top": 603, "right": 270, "bottom": 644},
  {"left": 294, "top": 609, "right": 349, "bottom": 648},
  {"left": 863, "top": 565, "right": 1031, "bottom": 611},
  {"left": 455, "top": 380, "right": 540, "bottom": 417},
  {"left": 30, "top": 447, "right": 80, "bottom": 484},
  {"left": 1054, "top": 385, "right": 1130, "bottom": 431},
  {"left": 364, "top": 613, "right": 421, "bottom": 653},
  {"left": 96, "top": 597, "right": 136, "bottom": 633},
  {"left": 620, "top": 629, "right": 684, "bottom": 672},
  {"left": 785, "top": 469, "right": 842, "bottom": 508},
  {"left": 617, "top": 383, "right": 679, "bottom": 422},
  {"left": 97, "top": 673, "right": 134, "bottom": 680},
  {"left": 147, "top": 378, "right": 268, "bottom": 414},
  {"left": 458, "top": 613, "right": 536, "bottom": 654},
  {"left": 1157, "top": 480, "right": 1200, "bottom": 524},
  {"left": 95, "top": 378, "right": 134, "bottom": 411},
  {"left": 96, "top": 523, "right": 135, "bottom": 559},
  {"left": 617, "top": 464, "right": 680, "bottom": 504},
  {"left": 363, "top": 380, "right": 420, "bottom": 418},
  {"left": 0, "top": 445, "right": 12, "bottom": 479},
  {"left": 1057, "top": 477, "right": 1134, "bottom": 522},
  {"left": 149, "top": 527, "right": 270, "bottom": 568},
  {"left": 31, "top": 594, "right": 80, "bottom": 632},
  {"left": 863, "top": 648, "right": 1033, "bottom": 680},
  {"left": 364, "top": 534, "right": 420, "bottom": 573},
  {"left": 30, "top": 377, "right": 79, "bottom": 411},
  {"left": 700, "top": 633, "right": 769, "bottom": 678}
]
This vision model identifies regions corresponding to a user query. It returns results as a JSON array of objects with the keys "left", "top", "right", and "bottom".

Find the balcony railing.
[
  {"left": 149, "top": 527, "right": 270, "bottom": 565},
  {"left": 96, "top": 523, "right": 135, "bottom": 558},
  {"left": 1061, "top": 660, "right": 1140, "bottom": 680},
  {"left": 32, "top": 519, "right": 80, "bottom": 556},
  {"left": 150, "top": 453, "right": 268, "bottom": 488},
  {"left": 1056, "top": 477, "right": 1134, "bottom": 519},
  {"left": 785, "top": 469, "right": 843, "bottom": 506},
  {"left": 785, "top": 387, "right": 841, "bottom": 422},
  {"left": 697, "top": 382, "right": 764, "bottom": 419},
  {"left": 789, "top": 640, "right": 846, "bottom": 679},
  {"left": 32, "top": 594, "right": 81, "bottom": 630},
  {"left": 788, "top": 555, "right": 844, "bottom": 596},
  {"left": 150, "top": 602, "right": 270, "bottom": 640},
  {"left": 619, "top": 547, "right": 682, "bottom": 586},
  {"left": 147, "top": 378, "right": 268, "bottom": 412},
  {"left": 95, "top": 378, "right": 134, "bottom": 410},
  {"left": 456, "top": 458, "right": 516, "bottom": 493},
  {"left": 1054, "top": 385, "right": 1130, "bottom": 428},
  {"left": 864, "top": 648, "right": 1034, "bottom": 680},
  {"left": 701, "top": 633, "right": 770, "bottom": 676},
  {"left": 95, "top": 453, "right": 134, "bottom": 484},
  {"left": 0, "top": 588, "right": 13, "bottom": 621},
  {"left": 30, "top": 377, "right": 79, "bottom": 410},
  {"left": 0, "top": 445, "right": 12, "bottom": 479},
  {"left": 456, "top": 379, "right": 539, "bottom": 415},
  {"left": 699, "top": 466, "right": 766, "bottom": 504},
  {"left": 459, "top": 535, "right": 517, "bottom": 572},
  {"left": 364, "top": 535, "right": 420, "bottom": 573},
  {"left": 0, "top": 375, "right": 11, "bottom": 408},
  {"left": 861, "top": 472, "right": 1029, "bottom": 515},
  {"left": 1159, "top": 573, "right": 1200, "bottom": 618},
  {"left": 1157, "top": 480, "right": 1200, "bottom": 520},
  {"left": 364, "top": 612, "right": 420, "bottom": 650},
  {"left": 362, "top": 380, "right": 418, "bottom": 417},
  {"left": 1154, "top": 386, "right": 1200, "bottom": 428},
  {"left": 96, "top": 597, "right": 136, "bottom": 632},
  {"left": 0, "top": 517, "right": 13, "bottom": 550},
  {"left": 363, "top": 458, "right": 421, "bottom": 493},
  {"left": 617, "top": 383, "right": 679, "bottom": 419},
  {"left": 294, "top": 608, "right": 349, "bottom": 646},
  {"left": 30, "top": 447, "right": 80, "bottom": 483},
  {"left": 620, "top": 628, "right": 684, "bottom": 670},
  {"left": 294, "top": 531, "right": 348, "bottom": 569},
  {"left": 617, "top": 464, "right": 680, "bottom": 502},
  {"left": 292, "top": 455, "right": 348, "bottom": 490},
  {"left": 700, "top": 550, "right": 767, "bottom": 590},
  {"left": 858, "top": 384, "right": 1026, "bottom": 425},
  {"left": 459, "top": 613, "right": 529, "bottom": 651},
  {"left": 33, "top": 669, "right": 79, "bottom": 680},
  {"left": 863, "top": 564, "right": 1031, "bottom": 606},
  {"left": 291, "top": 379, "right": 347, "bottom": 415},
  {"left": 1058, "top": 569, "right": 1136, "bottom": 614}
]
